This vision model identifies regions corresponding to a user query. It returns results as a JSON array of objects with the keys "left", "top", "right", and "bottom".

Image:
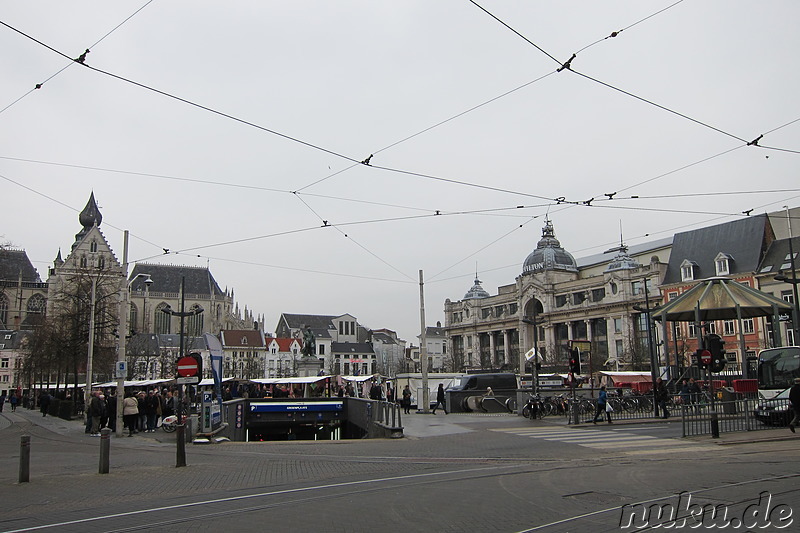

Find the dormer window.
[
  {"left": 241, "top": 337, "right": 248, "bottom": 345},
  {"left": 680, "top": 259, "right": 698, "bottom": 282},
  {"left": 714, "top": 253, "right": 733, "bottom": 276}
]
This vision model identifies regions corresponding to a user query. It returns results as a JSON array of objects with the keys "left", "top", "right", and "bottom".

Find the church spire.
[{"left": 79, "top": 191, "right": 102, "bottom": 229}]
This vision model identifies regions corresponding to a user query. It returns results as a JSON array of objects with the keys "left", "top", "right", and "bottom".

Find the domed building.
[{"left": 444, "top": 219, "right": 669, "bottom": 375}]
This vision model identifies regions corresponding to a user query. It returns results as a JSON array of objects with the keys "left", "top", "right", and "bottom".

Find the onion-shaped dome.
[
  {"left": 464, "top": 277, "right": 490, "bottom": 299},
  {"left": 522, "top": 220, "right": 578, "bottom": 275}
]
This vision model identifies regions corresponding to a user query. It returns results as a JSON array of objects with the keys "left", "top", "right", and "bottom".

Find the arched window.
[
  {"left": 90, "top": 240, "right": 98, "bottom": 253},
  {"left": 187, "top": 307, "right": 204, "bottom": 336},
  {"left": 80, "top": 256, "right": 87, "bottom": 268},
  {"left": 129, "top": 303, "right": 138, "bottom": 334},
  {"left": 27, "top": 293, "right": 46, "bottom": 315},
  {"left": 154, "top": 303, "right": 171, "bottom": 334},
  {"left": 0, "top": 293, "right": 8, "bottom": 325}
]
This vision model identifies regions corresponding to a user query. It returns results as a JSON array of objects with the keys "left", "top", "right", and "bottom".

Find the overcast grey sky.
[{"left": 1, "top": 1, "right": 798, "bottom": 344}]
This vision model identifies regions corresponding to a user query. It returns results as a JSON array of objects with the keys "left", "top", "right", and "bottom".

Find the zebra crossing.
[{"left": 492, "top": 426, "right": 711, "bottom": 452}]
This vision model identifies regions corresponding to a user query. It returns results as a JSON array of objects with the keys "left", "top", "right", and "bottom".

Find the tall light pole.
[
  {"left": 161, "top": 276, "right": 203, "bottom": 467},
  {"left": 774, "top": 206, "right": 800, "bottom": 345},
  {"left": 84, "top": 273, "right": 98, "bottom": 422}
]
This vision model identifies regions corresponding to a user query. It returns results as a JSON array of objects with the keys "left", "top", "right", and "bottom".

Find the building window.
[
  {"left": 668, "top": 291, "right": 679, "bottom": 301},
  {"left": 27, "top": 293, "right": 46, "bottom": 314},
  {"left": 154, "top": 303, "right": 171, "bottom": 334},
  {"left": 509, "top": 303, "right": 518, "bottom": 314},
  {"left": 673, "top": 323, "right": 682, "bottom": 339},
  {"left": 705, "top": 322, "right": 717, "bottom": 335},
  {"left": 723, "top": 320, "right": 735, "bottom": 336},
  {"left": 680, "top": 260, "right": 696, "bottom": 282},
  {"left": 494, "top": 305, "right": 505, "bottom": 317},
  {"left": 481, "top": 308, "right": 491, "bottom": 319},
  {"left": 452, "top": 312, "right": 460, "bottom": 323},
  {"left": 241, "top": 337, "right": 248, "bottom": 345},
  {"left": 714, "top": 253, "right": 731, "bottom": 276},
  {"left": 591, "top": 288, "right": 605, "bottom": 302},
  {"left": 80, "top": 255, "right": 87, "bottom": 268},
  {"left": 615, "top": 340, "right": 624, "bottom": 357},
  {"left": 0, "top": 294, "right": 7, "bottom": 324},
  {"left": 782, "top": 290, "right": 794, "bottom": 305},
  {"left": 187, "top": 307, "right": 204, "bottom": 336},
  {"left": 556, "top": 295, "right": 569, "bottom": 307},
  {"left": 788, "top": 329, "right": 796, "bottom": 346},
  {"left": 688, "top": 322, "right": 696, "bottom": 337},
  {"left": 1, "top": 358, "right": 9, "bottom": 368},
  {"left": 738, "top": 280, "right": 750, "bottom": 287},
  {"left": 90, "top": 240, "right": 98, "bottom": 253},
  {"left": 318, "top": 344, "right": 325, "bottom": 355},
  {"left": 631, "top": 281, "right": 643, "bottom": 295},
  {"left": 573, "top": 292, "right": 587, "bottom": 304},
  {"left": 613, "top": 318, "right": 622, "bottom": 334},
  {"left": 742, "top": 318, "right": 755, "bottom": 334}
]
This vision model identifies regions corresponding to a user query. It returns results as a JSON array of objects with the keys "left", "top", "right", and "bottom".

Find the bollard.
[
  {"left": 99, "top": 428, "right": 111, "bottom": 474},
  {"left": 19, "top": 435, "right": 31, "bottom": 483},
  {"left": 176, "top": 424, "right": 186, "bottom": 468}
]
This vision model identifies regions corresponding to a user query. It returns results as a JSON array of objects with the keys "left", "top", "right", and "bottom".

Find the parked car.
[{"left": 753, "top": 387, "right": 792, "bottom": 426}]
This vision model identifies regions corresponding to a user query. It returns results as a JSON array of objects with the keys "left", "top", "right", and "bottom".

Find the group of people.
[
  {"left": 0, "top": 391, "right": 20, "bottom": 412},
  {"left": 84, "top": 388, "right": 177, "bottom": 437}
]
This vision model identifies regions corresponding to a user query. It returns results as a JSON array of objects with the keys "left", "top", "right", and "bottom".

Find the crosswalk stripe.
[{"left": 492, "top": 426, "right": 698, "bottom": 451}]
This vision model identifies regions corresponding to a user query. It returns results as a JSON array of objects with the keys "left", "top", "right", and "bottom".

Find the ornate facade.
[{"left": 444, "top": 220, "right": 668, "bottom": 374}]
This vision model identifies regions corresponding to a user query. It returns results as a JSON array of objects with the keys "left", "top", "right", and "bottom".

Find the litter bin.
[{"left": 719, "top": 387, "right": 737, "bottom": 414}]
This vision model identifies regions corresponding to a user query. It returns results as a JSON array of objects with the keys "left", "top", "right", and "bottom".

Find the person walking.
[
  {"left": 122, "top": 392, "right": 139, "bottom": 437},
  {"left": 39, "top": 390, "right": 51, "bottom": 417},
  {"left": 0, "top": 391, "right": 6, "bottom": 412},
  {"left": 788, "top": 377, "right": 800, "bottom": 433},
  {"left": 144, "top": 389, "right": 160, "bottom": 432},
  {"left": 432, "top": 383, "right": 448, "bottom": 414},
  {"left": 592, "top": 385, "right": 612, "bottom": 424},
  {"left": 9, "top": 391, "right": 18, "bottom": 412},
  {"left": 654, "top": 378, "right": 670, "bottom": 419},
  {"left": 402, "top": 385, "right": 412, "bottom": 414}
]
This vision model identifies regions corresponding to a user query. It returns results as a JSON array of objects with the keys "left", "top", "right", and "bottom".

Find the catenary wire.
[{"left": 0, "top": 0, "right": 155, "bottom": 116}]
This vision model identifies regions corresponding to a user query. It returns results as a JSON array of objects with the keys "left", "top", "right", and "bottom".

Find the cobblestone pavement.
[{"left": 1, "top": 407, "right": 798, "bottom": 533}]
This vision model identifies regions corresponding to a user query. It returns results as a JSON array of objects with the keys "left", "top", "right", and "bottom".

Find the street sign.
[
  {"left": 570, "top": 340, "right": 591, "bottom": 352},
  {"left": 177, "top": 356, "right": 199, "bottom": 377},
  {"left": 176, "top": 376, "right": 200, "bottom": 384},
  {"left": 700, "top": 349, "right": 712, "bottom": 365},
  {"left": 115, "top": 361, "right": 127, "bottom": 379}
]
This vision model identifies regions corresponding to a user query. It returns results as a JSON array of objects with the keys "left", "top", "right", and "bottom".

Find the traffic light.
[
  {"left": 705, "top": 334, "right": 726, "bottom": 373},
  {"left": 569, "top": 349, "right": 581, "bottom": 374},
  {"left": 693, "top": 349, "right": 706, "bottom": 369},
  {"left": 189, "top": 351, "right": 204, "bottom": 378}
]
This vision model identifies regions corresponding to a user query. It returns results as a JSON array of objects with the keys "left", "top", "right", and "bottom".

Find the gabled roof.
[
  {"left": 372, "top": 332, "right": 397, "bottom": 344},
  {"left": 265, "top": 337, "right": 300, "bottom": 352},
  {"left": 130, "top": 264, "right": 224, "bottom": 296},
  {"left": 221, "top": 329, "right": 265, "bottom": 348},
  {"left": 757, "top": 236, "right": 800, "bottom": 277},
  {"left": 0, "top": 329, "right": 33, "bottom": 349},
  {"left": 0, "top": 249, "right": 42, "bottom": 282},
  {"left": 424, "top": 326, "right": 446, "bottom": 337},
  {"left": 663, "top": 215, "right": 772, "bottom": 285}
]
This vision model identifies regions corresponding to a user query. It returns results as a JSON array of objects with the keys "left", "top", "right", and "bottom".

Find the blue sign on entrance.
[{"left": 250, "top": 401, "right": 343, "bottom": 413}]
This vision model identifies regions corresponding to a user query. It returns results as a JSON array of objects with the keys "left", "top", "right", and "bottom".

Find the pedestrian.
[
  {"left": 788, "top": 377, "right": 800, "bottom": 433},
  {"left": 10, "top": 391, "right": 18, "bottom": 412},
  {"left": 654, "top": 378, "right": 669, "bottom": 419},
  {"left": 39, "top": 390, "right": 51, "bottom": 417},
  {"left": 369, "top": 381, "right": 382, "bottom": 400},
  {"left": 163, "top": 390, "right": 175, "bottom": 418},
  {"left": 144, "top": 389, "right": 160, "bottom": 432},
  {"left": 687, "top": 378, "right": 701, "bottom": 412},
  {"left": 678, "top": 379, "right": 689, "bottom": 406},
  {"left": 88, "top": 391, "right": 106, "bottom": 436},
  {"left": 483, "top": 387, "right": 494, "bottom": 397},
  {"left": 402, "top": 385, "right": 412, "bottom": 414},
  {"left": 136, "top": 391, "right": 147, "bottom": 432},
  {"left": 105, "top": 390, "right": 116, "bottom": 431},
  {"left": 122, "top": 392, "right": 139, "bottom": 437},
  {"left": 386, "top": 383, "right": 395, "bottom": 404},
  {"left": 0, "top": 391, "right": 6, "bottom": 412},
  {"left": 432, "top": 383, "right": 448, "bottom": 414},
  {"left": 592, "top": 385, "right": 612, "bottom": 424}
]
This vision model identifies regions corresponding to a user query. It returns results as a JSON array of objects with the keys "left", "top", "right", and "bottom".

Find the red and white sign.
[
  {"left": 177, "top": 356, "right": 199, "bottom": 377},
  {"left": 700, "top": 349, "right": 712, "bottom": 365}
]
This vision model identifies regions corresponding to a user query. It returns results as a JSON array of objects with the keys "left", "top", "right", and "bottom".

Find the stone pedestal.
[{"left": 297, "top": 356, "right": 323, "bottom": 377}]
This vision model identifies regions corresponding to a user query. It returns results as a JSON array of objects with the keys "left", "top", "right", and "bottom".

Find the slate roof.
[
  {"left": 331, "top": 342, "right": 375, "bottom": 355},
  {"left": 663, "top": 215, "right": 772, "bottom": 285},
  {"left": 0, "top": 330, "right": 33, "bottom": 349},
  {"left": 129, "top": 264, "right": 224, "bottom": 296},
  {"left": 126, "top": 333, "right": 206, "bottom": 355},
  {"left": 757, "top": 236, "right": 800, "bottom": 277},
  {"left": 0, "top": 249, "right": 41, "bottom": 283},
  {"left": 281, "top": 313, "right": 337, "bottom": 330},
  {"left": 425, "top": 326, "right": 446, "bottom": 337},
  {"left": 372, "top": 332, "right": 397, "bottom": 344}
]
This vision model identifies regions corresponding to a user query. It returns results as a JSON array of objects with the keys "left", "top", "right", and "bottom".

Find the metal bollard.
[
  {"left": 19, "top": 435, "right": 31, "bottom": 483},
  {"left": 99, "top": 428, "right": 111, "bottom": 474}
]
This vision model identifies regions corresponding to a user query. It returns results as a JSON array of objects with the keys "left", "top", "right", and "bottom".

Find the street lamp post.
[
  {"left": 84, "top": 273, "right": 98, "bottom": 424},
  {"left": 160, "top": 276, "right": 203, "bottom": 467},
  {"left": 775, "top": 206, "right": 800, "bottom": 345},
  {"left": 116, "top": 267, "right": 153, "bottom": 438}
]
